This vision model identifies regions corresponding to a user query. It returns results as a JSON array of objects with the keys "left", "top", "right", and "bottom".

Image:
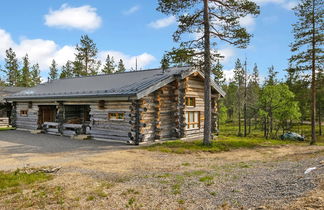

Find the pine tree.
[
  {"left": 74, "top": 35, "right": 100, "bottom": 76},
  {"left": 157, "top": 0, "right": 260, "bottom": 145},
  {"left": 30, "top": 63, "right": 41, "bottom": 86},
  {"left": 20, "top": 54, "right": 31, "bottom": 87},
  {"left": 60, "top": 61, "right": 73, "bottom": 79},
  {"left": 49, "top": 59, "right": 58, "bottom": 80},
  {"left": 247, "top": 63, "right": 260, "bottom": 130},
  {"left": 102, "top": 55, "right": 116, "bottom": 74},
  {"left": 289, "top": 0, "right": 323, "bottom": 144},
  {"left": 3, "top": 48, "right": 20, "bottom": 86},
  {"left": 266, "top": 65, "right": 278, "bottom": 86},
  {"left": 212, "top": 60, "right": 225, "bottom": 86},
  {"left": 117, "top": 59, "right": 126, "bottom": 73},
  {"left": 233, "top": 59, "right": 244, "bottom": 136}
]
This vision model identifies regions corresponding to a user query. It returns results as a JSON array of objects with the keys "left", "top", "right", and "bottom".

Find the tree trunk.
[
  {"left": 319, "top": 100, "right": 322, "bottom": 136},
  {"left": 244, "top": 61, "right": 247, "bottom": 137},
  {"left": 238, "top": 110, "right": 241, "bottom": 136},
  {"left": 203, "top": 0, "right": 212, "bottom": 145},
  {"left": 310, "top": 0, "right": 317, "bottom": 145}
]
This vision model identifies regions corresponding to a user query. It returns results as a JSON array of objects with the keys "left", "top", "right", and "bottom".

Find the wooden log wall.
[
  {"left": 15, "top": 102, "right": 39, "bottom": 130},
  {"left": 175, "top": 77, "right": 186, "bottom": 138},
  {"left": 89, "top": 101, "right": 132, "bottom": 141},
  {"left": 183, "top": 74, "right": 205, "bottom": 138}
]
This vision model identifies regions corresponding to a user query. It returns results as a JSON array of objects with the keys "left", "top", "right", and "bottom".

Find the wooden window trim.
[
  {"left": 20, "top": 110, "right": 28, "bottom": 117},
  {"left": 185, "top": 97, "right": 196, "bottom": 107},
  {"left": 186, "top": 111, "right": 200, "bottom": 130},
  {"left": 108, "top": 112, "right": 125, "bottom": 121}
]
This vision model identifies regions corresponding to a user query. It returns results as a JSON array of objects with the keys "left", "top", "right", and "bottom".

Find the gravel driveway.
[{"left": 0, "top": 130, "right": 132, "bottom": 170}]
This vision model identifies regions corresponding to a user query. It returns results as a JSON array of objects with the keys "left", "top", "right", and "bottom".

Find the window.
[
  {"left": 185, "top": 111, "right": 200, "bottom": 129},
  {"left": 20, "top": 110, "right": 28, "bottom": 117},
  {"left": 98, "top": 100, "right": 105, "bottom": 110},
  {"left": 109, "top": 112, "right": 125, "bottom": 120},
  {"left": 185, "top": 97, "right": 196, "bottom": 107}
]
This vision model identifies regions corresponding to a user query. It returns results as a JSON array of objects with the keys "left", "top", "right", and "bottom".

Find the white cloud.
[
  {"left": 123, "top": 5, "right": 140, "bottom": 15},
  {"left": 0, "top": 29, "right": 156, "bottom": 73},
  {"left": 253, "top": 0, "right": 297, "bottom": 10},
  {"left": 239, "top": 15, "right": 256, "bottom": 31},
  {"left": 223, "top": 69, "right": 235, "bottom": 82},
  {"left": 149, "top": 16, "right": 176, "bottom": 29},
  {"left": 217, "top": 48, "right": 235, "bottom": 64},
  {"left": 99, "top": 51, "right": 156, "bottom": 70},
  {"left": 44, "top": 4, "right": 102, "bottom": 31}
]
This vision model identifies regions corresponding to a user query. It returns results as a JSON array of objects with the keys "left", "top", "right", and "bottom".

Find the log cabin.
[{"left": 5, "top": 66, "right": 225, "bottom": 144}]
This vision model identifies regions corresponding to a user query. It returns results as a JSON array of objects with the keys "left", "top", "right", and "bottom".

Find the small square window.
[
  {"left": 20, "top": 110, "right": 28, "bottom": 117},
  {"left": 185, "top": 97, "right": 196, "bottom": 107},
  {"left": 109, "top": 112, "right": 125, "bottom": 120}
]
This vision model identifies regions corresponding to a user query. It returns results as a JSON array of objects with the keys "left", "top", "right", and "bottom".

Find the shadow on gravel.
[{"left": 0, "top": 130, "right": 133, "bottom": 155}]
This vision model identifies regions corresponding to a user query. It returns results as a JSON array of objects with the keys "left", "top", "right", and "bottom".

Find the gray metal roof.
[
  {"left": 0, "top": 87, "right": 27, "bottom": 102},
  {"left": 5, "top": 66, "right": 225, "bottom": 101}
]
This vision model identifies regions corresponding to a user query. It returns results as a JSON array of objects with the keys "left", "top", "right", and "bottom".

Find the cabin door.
[{"left": 38, "top": 105, "right": 56, "bottom": 126}]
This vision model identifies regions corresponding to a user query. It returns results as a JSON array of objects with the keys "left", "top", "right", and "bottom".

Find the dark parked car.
[{"left": 280, "top": 132, "right": 305, "bottom": 141}]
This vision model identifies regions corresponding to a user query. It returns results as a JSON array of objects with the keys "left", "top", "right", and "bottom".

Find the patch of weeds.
[
  {"left": 178, "top": 199, "right": 185, "bottom": 204},
  {"left": 181, "top": 162, "right": 191, "bottom": 166},
  {"left": 199, "top": 175, "right": 214, "bottom": 186},
  {"left": 172, "top": 183, "right": 181, "bottom": 195},
  {"left": 155, "top": 173, "right": 172, "bottom": 178},
  {"left": 121, "top": 188, "right": 140, "bottom": 196},
  {"left": 126, "top": 197, "right": 136, "bottom": 208},
  {"left": 183, "top": 170, "right": 206, "bottom": 177},
  {"left": 209, "top": 191, "right": 217, "bottom": 196},
  {"left": 0, "top": 170, "right": 52, "bottom": 190},
  {"left": 86, "top": 195, "right": 95, "bottom": 201}
]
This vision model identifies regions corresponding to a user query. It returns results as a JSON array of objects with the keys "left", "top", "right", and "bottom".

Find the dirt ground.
[{"left": 1, "top": 133, "right": 323, "bottom": 210}]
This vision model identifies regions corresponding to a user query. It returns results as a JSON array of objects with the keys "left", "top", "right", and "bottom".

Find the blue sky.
[{"left": 0, "top": 0, "right": 298, "bottom": 82}]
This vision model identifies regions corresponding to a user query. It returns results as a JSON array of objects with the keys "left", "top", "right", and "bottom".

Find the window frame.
[
  {"left": 20, "top": 110, "right": 28, "bottom": 117},
  {"left": 185, "top": 97, "right": 196, "bottom": 107},
  {"left": 185, "top": 111, "right": 200, "bottom": 130},
  {"left": 108, "top": 112, "right": 125, "bottom": 121}
]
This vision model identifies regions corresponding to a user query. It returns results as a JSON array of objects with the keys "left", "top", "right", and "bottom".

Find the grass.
[
  {"left": 143, "top": 122, "right": 324, "bottom": 154},
  {"left": 0, "top": 170, "right": 52, "bottom": 191},
  {"left": 0, "top": 127, "right": 15, "bottom": 131}
]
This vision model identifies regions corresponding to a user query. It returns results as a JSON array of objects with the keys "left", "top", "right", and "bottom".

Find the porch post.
[
  {"left": 11, "top": 102, "right": 17, "bottom": 127},
  {"left": 57, "top": 101, "right": 64, "bottom": 135}
]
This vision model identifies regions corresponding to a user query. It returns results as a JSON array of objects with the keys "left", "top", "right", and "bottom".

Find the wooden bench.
[
  {"left": 62, "top": 123, "right": 85, "bottom": 136},
  {"left": 42, "top": 122, "right": 59, "bottom": 135}
]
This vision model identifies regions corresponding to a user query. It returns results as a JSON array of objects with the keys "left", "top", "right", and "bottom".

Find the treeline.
[
  {"left": 0, "top": 35, "right": 127, "bottom": 87},
  {"left": 217, "top": 59, "right": 323, "bottom": 139}
]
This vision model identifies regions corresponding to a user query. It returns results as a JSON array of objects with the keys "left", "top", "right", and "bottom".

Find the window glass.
[
  {"left": 185, "top": 97, "right": 196, "bottom": 107},
  {"left": 186, "top": 111, "right": 200, "bottom": 129},
  {"left": 109, "top": 112, "right": 125, "bottom": 120}
]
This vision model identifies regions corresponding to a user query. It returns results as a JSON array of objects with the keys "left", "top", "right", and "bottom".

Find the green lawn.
[
  {"left": 143, "top": 122, "right": 323, "bottom": 154},
  {"left": 0, "top": 170, "right": 51, "bottom": 192},
  {"left": 0, "top": 127, "right": 15, "bottom": 131}
]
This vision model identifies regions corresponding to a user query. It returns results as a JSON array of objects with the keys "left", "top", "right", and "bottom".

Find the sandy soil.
[{"left": 0, "top": 133, "right": 323, "bottom": 209}]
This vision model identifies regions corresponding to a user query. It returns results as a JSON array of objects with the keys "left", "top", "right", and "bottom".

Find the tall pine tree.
[
  {"left": 102, "top": 55, "right": 116, "bottom": 74},
  {"left": 30, "top": 63, "right": 41, "bottom": 86},
  {"left": 157, "top": 0, "right": 260, "bottom": 144},
  {"left": 74, "top": 35, "right": 100, "bottom": 76},
  {"left": 289, "top": 0, "right": 323, "bottom": 144},
  {"left": 117, "top": 59, "right": 126, "bottom": 73},
  {"left": 3, "top": 48, "right": 20, "bottom": 86},
  {"left": 233, "top": 58, "right": 244, "bottom": 136},
  {"left": 60, "top": 61, "right": 73, "bottom": 79},
  {"left": 20, "top": 54, "right": 31, "bottom": 87},
  {"left": 49, "top": 59, "right": 58, "bottom": 80}
]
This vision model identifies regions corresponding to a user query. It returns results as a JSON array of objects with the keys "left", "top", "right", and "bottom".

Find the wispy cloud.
[
  {"left": 44, "top": 4, "right": 102, "bottom": 31},
  {"left": 253, "top": 0, "right": 297, "bottom": 10},
  {"left": 148, "top": 16, "right": 176, "bottom": 29},
  {"left": 123, "top": 5, "right": 140, "bottom": 15}
]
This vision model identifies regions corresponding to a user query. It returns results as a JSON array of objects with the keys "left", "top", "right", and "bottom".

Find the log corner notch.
[
  {"left": 56, "top": 101, "right": 64, "bottom": 135},
  {"left": 211, "top": 93, "right": 220, "bottom": 135},
  {"left": 11, "top": 102, "right": 17, "bottom": 127},
  {"left": 128, "top": 100, "right": 146, "bottom": 145},
  {"left": 174, "top": 76, "right": 186, "bottom": 138}
]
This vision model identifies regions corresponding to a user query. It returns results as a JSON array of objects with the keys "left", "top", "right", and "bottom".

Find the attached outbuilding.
[{"left": 5, "top": 67, "right": 225, "bottom": 144}]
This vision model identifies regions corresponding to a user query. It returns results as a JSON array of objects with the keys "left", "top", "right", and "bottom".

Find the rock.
[
  {"left": 71, "top": 135, "right": 91, "bottom": 140},
  {"left": 319, "top": 160, "right": 324, "bottom": 165},
  {"left": 256, "top": 206, "right": 267, "bottom": 210},
  {"left": 30, "top": 130, "right": 43, "bottom": 134}
]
